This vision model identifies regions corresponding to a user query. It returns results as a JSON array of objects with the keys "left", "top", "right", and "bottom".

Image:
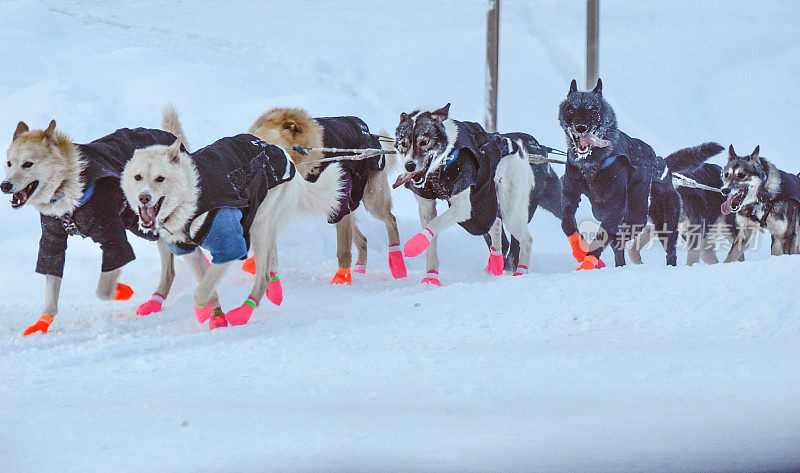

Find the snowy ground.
[{"left": 1, "top": 1, "right": 799, "bottom": 471}]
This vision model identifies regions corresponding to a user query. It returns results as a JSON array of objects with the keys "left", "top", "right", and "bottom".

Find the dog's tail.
[
  {"left": 377, "top": 128, "right": 397, "bottom": 172},
  {"left": 162, "top": 103, "right": 190, "bottom": 151},
  {"left": 665, "top": 142, "right": 723, "bottom": 173},
  {"left": 289, "top": 161, "right": 345, "bottom": 219}
]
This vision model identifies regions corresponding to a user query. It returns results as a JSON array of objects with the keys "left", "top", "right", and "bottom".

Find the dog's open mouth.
[
  {"left": 721, "top": 189, "right": 746, "bottom": 215},
  {"left": 11, "top": 181, "right": 39, "bottom": 208},
  {"left": 139, "top": 196, "right": 165, "bottom": 230},
  {"left": 570, "top": 131, "right": 611, "bottom": 158},
  {"left": 393, "top": 169, "right": 426, "bottom": 189}
]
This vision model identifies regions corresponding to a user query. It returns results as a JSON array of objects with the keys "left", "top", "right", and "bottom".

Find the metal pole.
[
  {"left": 485, "top": 0, "right": 499, "bottom": 132},
  {"left": 586, "top": 0, "right": 599, "bottom": 89}
]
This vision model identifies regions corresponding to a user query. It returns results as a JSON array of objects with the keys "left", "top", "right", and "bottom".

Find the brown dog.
[{"left": 248, "top": 108, "right": 405, "bottom": 284}]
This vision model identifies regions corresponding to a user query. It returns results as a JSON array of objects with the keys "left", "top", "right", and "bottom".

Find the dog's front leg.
[
  {"left": 193, "top": 262, "right": 230, "bottom": 310},
  {"left": 137, "top": 239, "right": 176, "bottom": 316},
  {"left": 96, "top": 268, "right": 124, "bottom": 300},
  {"left": 724, "top": 225, "right": 756, "bottom": 263},
  {"left": 411, "top": 195, "right": 439, "bottom": 284},
  {"left": 22, "top": 275, "right": 63, "bottom": 336},
  {"left": 628, "top": 223, "right": 654, "bottom": 264}
]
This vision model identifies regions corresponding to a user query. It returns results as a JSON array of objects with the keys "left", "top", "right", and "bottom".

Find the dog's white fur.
[
  {"left": 121, "top": 105, "right": 343, "bottom": 308},
  {"left": 404, "top": 110, "right": 536, "bottom": 274}
]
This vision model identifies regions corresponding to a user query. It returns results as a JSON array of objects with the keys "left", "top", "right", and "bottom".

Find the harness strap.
[{"left": 671, "top": 173, "right": 724, "bottom": 194}]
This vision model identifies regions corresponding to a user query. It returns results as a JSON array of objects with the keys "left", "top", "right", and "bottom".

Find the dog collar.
[
  {"left": 568, "top": 153, "right": 618, "bottom": 170},
  {"left": 442, "top": 149, "right": 459, "bottom": 171}
]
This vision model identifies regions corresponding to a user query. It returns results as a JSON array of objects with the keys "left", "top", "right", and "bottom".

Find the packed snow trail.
[{"left": 1, "top": 0, "right": 799, "bottom": 471}]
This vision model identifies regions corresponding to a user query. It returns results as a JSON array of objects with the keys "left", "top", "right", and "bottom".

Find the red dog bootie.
[
  {"left": 388, "top": 244, "right": 407, "bottom": 279},
  {"left": 330, "top": 267, "right": 352, "bottom": 285},
  {"left": 23, "top": 315, "right": 53, "bottom": 336},
  {"left": 576, "top": 255, "right": 600, "bottom": 271},
  {"left": 266, "top": 273, "right": 283, "bottom": 306},
  {"left": 404, "top": 228, "right": 434, "bottom": 257},
  {"left": 137, "top": 292, "right": 165, "bottom": 316},
  {"left": 114, "top": 283, "right": 134, "bottom": 301},
  {"left": 488, "top": 247, "right": 503, "bottom": 276},
  {"left": 241, "top": 256, "right": 257, "bottom": 275},
  {"left": 421, "top": 270, "right": 441, "bottom": 286}
]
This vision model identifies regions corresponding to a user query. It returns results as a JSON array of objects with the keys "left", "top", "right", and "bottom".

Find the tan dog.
[{"left": 248, "top": 108, "right": 405, "bottom": 284}]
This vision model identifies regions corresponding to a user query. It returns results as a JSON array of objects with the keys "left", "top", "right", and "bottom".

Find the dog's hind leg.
[
  {"left": 184, "top": 249, "right": 221, "bottom": 310},
  {"left": 724, "top": 224, "right": 756, "bottom": 262},
  {"left": 700, "top": 235, "right": 720, "bottom": 264},
  {"left": 351, "top": 216, "right": 368, "bottom": 273},
  {"left": 363, "top": 171, "right": 405, "bottom": 278},
  {"left": 96, "top": 268, "right": 122, "bottom": 301},
  {"left": 332, "top": 214, "right": 354, "bottom": 284},
  {"left": 628, "top": 223, "right": 654, "bottom": 264},
  {"left": 42, "top": 275, "right": 62, "bottom": 317},
  {"left": 193, "top": 262, "right": 231, "bottom": 309}
]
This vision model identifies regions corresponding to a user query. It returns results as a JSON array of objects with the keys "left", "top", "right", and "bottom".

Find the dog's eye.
[
  {"left": 21, "top": 161, "right": 33, "bottom": 169},
  {"left": 134, "top": 174, "right": 142, "bottom": 181},
  {"left": 723, "top": 171, "right": 729, "bottom": 178},
  {"left": 6, "top": 161, "right": 10, "bottom": 168},
  {"left": 154, "top": 176, "right": 165, "bottom": 183},
  {"left": 737, "top": 172, "right": 746, "bottom": 179},
  {"left": 418, "top": 139, "right": 429, "bottom": 148}
]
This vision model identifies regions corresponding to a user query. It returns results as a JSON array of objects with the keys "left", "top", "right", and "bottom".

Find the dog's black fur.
[{"left": 558, "top": 78, "right": 723, "bottom": 266}]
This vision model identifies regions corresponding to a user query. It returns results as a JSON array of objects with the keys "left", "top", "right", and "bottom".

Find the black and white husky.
[
  {"left": 720, "top": 145, "right": 800, "bottom": 261},
  {"left": 121, "top": 106, "right": 343, "bottom": 330},
  {"left": 392, "top": 103, "right": 549, "bottom": 283}
]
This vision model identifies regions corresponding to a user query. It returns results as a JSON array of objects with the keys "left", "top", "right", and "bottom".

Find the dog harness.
[
  {"left": 36, "top": 128, "right": 180, "bottom": 278},
  {"left": 313, "top": 116, "right": 384, "bottom": 224},
  {"left": 406, "top": 120, "right": 517, "bottom": 235},
  {"left": 166, "top": 134, "right": 295, "bottom": 263},
  {"left": 749, "top": 169, "right": 800, "bottom": 228}
]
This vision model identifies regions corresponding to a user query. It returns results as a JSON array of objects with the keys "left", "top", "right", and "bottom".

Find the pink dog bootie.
[
  {"left": 266, "top": 273, "right": 283, "bottom": 306},
  {"left": 225, "top": 298, "right": 257, "bottom": 326},
  {"left": 488, "top": 247, "right": 503, "bottom": 276},
  {"left": 388, "top": 244, "right": 407, "bottom": 279},
  {"left": 404, "top": 228, "right": 434, "bottom": 257},
  {"left": 208, "top": 308, "right": 228, "bottom": 330},
  {"left": 194, "top": 303, "right": 213, "bottom": 323},
  {"left": 512, "top": 265, "right": 528, "bottom": 277},
  {"left": 137, "top": 292, "right": 165, "bottom": 316},
  {"left": 421, "top": 270, "right": 441, "bottom": 286},
  {"left": 354, "top": 262, "right": 366, "bottom": 274}
]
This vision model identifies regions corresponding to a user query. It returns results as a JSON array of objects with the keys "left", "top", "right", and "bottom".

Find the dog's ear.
[
  {"left": 166, "top": 138, "right": 182, "bottom": 163},
  {"left": 13, "top": 121, "right": 29, "bottom": 140},
  {"left": 728, "top": 145, "right": 737, "bottom": 160},
  {"left": 400, "top": 112, "right": 408, "bottom": 122},
  {"left": 282, "top": 120, "right": 300, "bottom": 134},
  {"left": 750, "top": 145, "right": 760, "bottom": 159},
  {"left": 430, "top": 103, "right": 450, "bottom": 122},
  {"left": 43, "top": 120, "right": 56, "bottom": 139},
  {"left": 593, "top": 78, "right": 603, "bottom": 95},
  {"left": 569, "top": 79, "right": 578, "bottom": 95}
]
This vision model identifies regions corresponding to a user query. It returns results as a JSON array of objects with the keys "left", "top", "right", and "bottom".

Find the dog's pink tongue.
[
  {"left": 579, "top": 134, "right": 612, "bottom": 148},
  {"left": 139, "top": 206, "right": 156, "bottom": 226},
  {"left": 393, "top": 172, "right": 418, "bottom": 189},
  {"left": 721, "top": 194, "right": 736, "bottom": 215}
]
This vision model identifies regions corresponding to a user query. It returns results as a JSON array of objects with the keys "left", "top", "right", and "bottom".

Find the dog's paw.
[
  {"left": 512, "top": 265, "right": 528, "bottom": 276},
  {"left": 114, "top": 283, "right": 134, "bottom": 301},
  {"left": 388, "top": 245, "right": 407, "bottom": 279},
  {"left": 23, "top": 315, "right": 53, "bottom": 336},
  {"left": 420, "top": 270, "right": 441, "bottom": 286},
  {"left": 208, "top": 314, "right": 228, "bottom": 331},
  {"left": 576, "top": 255, "right": 600, "bottom": 271},
  {"left": 241, "top": 256, "right": 256, "bottom": 275},
  {"left": 488, "top": 247, "right": 503, "bottom": 276},
  {"left": 194, "top": 303, "right": 214, "bottom": 323},
  {"left": 136, "top": 293, "right": 165, "bottom": 316},
  {"left": 225, "top": 298, "right": 256, "bottom": 326},
  {"left": 266, "top": 273, "right": 282, "bottom": 306},
  {"left": 330, "top": 268, "right": 352, "bottom": 285},
  {"left": 404, "top": 229, "right": 434, "bottom": 257},
  {"left": 354, "top": 262, "right": 366, "bottom": 274}
]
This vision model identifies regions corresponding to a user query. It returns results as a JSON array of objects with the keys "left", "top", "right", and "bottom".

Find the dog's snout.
[
  {"left": 575, "top": 124, "right": 588, "bottom": 134},
  {"left": 404, "top": 161, "right": 416, "bottom": 172},
  {"left": 138, "top": 193, "right": 152, "bottom": 205},
  {"left": 0, "top": 181, "right": 12, "bottom": 194}
]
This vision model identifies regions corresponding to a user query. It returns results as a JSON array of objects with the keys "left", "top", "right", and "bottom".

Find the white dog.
[{"left": 121, "top": 106, "right": 343, "bottom": 329}]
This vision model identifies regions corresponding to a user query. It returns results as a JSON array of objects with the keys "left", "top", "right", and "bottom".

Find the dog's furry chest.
[{"left": 737, "top": 201, "right": 794, "bottom": 235}]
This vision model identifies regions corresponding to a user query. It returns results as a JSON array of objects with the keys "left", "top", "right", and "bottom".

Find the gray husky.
[{"left": 720, "top": 145, "right": 800, "bottom": 261}]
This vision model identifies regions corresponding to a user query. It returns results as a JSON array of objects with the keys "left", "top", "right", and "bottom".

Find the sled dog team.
[{"left": 4, "top": 79, "right": 799, "bottom": 335}]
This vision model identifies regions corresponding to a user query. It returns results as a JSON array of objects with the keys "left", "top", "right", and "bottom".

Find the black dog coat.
[
  {"left": 406, "top": 120, "right": 515, "bottom": 235},
  {"left": 314, "top": 116, "right": 384, "bottom": 224},
  {"left": 167, "top": 134, "right": 294, "bottom": 260},
  {"left": 37, "top": 128, "right": 180, "bottom": 278}
]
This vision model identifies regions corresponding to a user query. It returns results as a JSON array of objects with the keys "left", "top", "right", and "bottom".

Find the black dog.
[{"left": 558, "top": 78, "right": 723, "bottom": 268}]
